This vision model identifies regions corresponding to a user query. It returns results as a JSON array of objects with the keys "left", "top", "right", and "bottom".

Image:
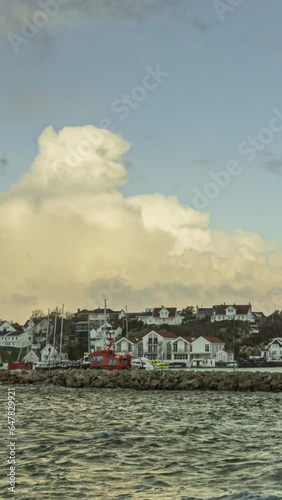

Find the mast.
[
  {"left": 88, "top": 313, "right": 90, "bottom": 353},
  {"left": 104, "top": 299, "right": 114, "bottom": 351},
  {"left": 125, "top": 305, "right": 129, "bottom": 340},
  {"left": 53, "top": 306, "right": 58, "bottom": 366},
  {"left": 46, "top": 309, "right": 50, "bottom": 348},
  {"left": 59, "top": 304, "right": 64, "bottom": 364}
]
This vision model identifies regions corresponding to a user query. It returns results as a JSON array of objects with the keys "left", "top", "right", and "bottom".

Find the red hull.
[
  {"left": 8, "top": 362, "right": 33, "bottom": 370},
  {"left": 88, "top": 349, "right": 132, "bottom": 370}
]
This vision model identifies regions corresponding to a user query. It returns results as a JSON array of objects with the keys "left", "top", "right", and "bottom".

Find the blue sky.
[{"left": 1, "top": 1, "right": 282, "bottom": 246}]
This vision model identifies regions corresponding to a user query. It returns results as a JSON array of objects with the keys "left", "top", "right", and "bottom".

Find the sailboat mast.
[
  {"left": 59, "top": 304, "right": 64, "bottom": 364},
  {"left": 53, "top": 306, "right": 58, "bottom": 365},
  {"left": 46, "top": 309, "right": 50, "bottom": 348}
]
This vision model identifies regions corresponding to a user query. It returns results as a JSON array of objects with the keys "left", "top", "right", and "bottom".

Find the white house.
[
  {"left": 115, "top": 337, "right": 141, "bottom": 357},
  {"left": 0, "top": 331, "right": 20, "bottom": 347},
  {"left": 23, "top": 318, "right": 49, "bottom": 336},
  {"left": 139, "top": 307, "right": 183, "bottom": 326},
  {"left": 89, "top": 323, "right": 122, "bottom": 350},
  {"left": 264, "top": 338, "right": 282, "bottom": 361},
  {"left": 190, "top": 336, "right": 225, "bottom": 367},
  {"left": 215, "top": 349, "right": 235, "bottom": 364},
  {"left": 0, "top": 321, "right": 18, "bottom": 333},
  {"left": 0, "top": 328, "right": 33, "bottom": 348},
  {"left": 41, "top": 344, "right": 59, "bottom": 363},
  {"left": 170, "top": 336, "right": 193, "bottom": 365},
  {"left": 141, "top": 330, "right": 177, "bottom": 360},
  {"left": 211, "top": 304, "right": 255, "bottom": 323},
  {"left": 23, "top": 350, "right": 40, "bottom": 363},
  {"left": 195, "top": 307, "right": 214, "bottom": 320}
]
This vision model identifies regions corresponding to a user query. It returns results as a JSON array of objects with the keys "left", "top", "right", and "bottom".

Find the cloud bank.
[{"left": 1, "top": 124, "right": 282, "bottom": 322}]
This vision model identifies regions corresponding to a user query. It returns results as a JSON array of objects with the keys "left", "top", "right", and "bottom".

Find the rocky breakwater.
[{"left": 0, "top": 369, "right": 282, "bottom": 391}]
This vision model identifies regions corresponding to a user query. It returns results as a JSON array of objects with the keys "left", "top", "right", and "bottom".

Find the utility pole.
[{"left": 59, "top": 304, "right": 64, "bottom": 364}]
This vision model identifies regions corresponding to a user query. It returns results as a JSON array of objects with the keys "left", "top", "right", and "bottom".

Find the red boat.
[{"left": 88, "top": 301, "right": 132, "bottom": 371}]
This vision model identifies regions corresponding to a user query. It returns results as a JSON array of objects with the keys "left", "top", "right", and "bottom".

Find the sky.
[{"left": 1, "top": 0, "right": 282, "bottom": 322}]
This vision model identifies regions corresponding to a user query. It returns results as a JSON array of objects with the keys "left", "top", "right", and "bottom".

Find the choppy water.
[{"left": 0, "top": 385, "right": 281, "bottom": 499}]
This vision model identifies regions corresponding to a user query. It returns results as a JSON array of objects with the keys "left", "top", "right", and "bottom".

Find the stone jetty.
[{"left": 0, "top": 368, "right": 282, "bottom": 391}]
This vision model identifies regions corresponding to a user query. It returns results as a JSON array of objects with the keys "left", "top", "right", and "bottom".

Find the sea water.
[{"left": 0, "top": 385, "right": 281, "bottom": 499}]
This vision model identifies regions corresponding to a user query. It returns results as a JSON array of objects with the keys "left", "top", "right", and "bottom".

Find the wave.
[{"left": 180, "top": 490, "right": 282, "bottom": 500}]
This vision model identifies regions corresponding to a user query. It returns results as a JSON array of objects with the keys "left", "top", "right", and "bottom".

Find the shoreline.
[{"left": 0, "top": 369, "right": 282, "bottom": 391}]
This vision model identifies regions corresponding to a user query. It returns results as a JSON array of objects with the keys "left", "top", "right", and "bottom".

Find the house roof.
[
  {"left": 197, "top": 308, "right": 214, "bottom": 315},
  {"left": 202, "top": 336, "right": 224, "bottom": 344},
  {"left": 223, "top": 349, "right": 234, "bottom": 353},
  {"left": 266, "top": 338, "right": 282, "bottom": 347},
  {"left": 116, "top": 336, "right": 141, "bottom": 344},
  {"left": 213, "top": 304, "right": 251, "bottom": 315},
  {"left": 153, "top": 307, "right": 177, "bottom": 318},
  {"left": 11, "top": 322, "right": 23, "bottom": 332},
  {"left": 0, "top": 331, "right": 12, "bottom": 337},
  {"left": 178, "top": 336, "right": 193, "bottom": 343},
  {"left": 24, "top": 317, "right": 47, "bottom": 327}
]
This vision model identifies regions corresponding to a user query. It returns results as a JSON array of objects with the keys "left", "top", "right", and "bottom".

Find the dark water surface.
[{"left": 0, "top": 386, "right": 281, "bottom": 499}]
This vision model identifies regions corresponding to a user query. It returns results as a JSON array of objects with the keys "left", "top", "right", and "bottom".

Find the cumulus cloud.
[{"left": 0, "top": 124, "right": 281, "bottom": 322}]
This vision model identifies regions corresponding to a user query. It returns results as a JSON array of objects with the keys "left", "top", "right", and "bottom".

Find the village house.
[
  {"left": 41, "top": 344, "right": 59, "bottom": 363},
  {"left": 195, "top": 306, "right": 214, "bottom": 320},
  {"left": 139, "top": 306, "right": 183, "bottom": 326},
  {"left": 23, "top": 350, "right": 40, "bottom": 363},
  {"left": 215, "top": 348, "right": 235, "bottom": 364},
  {"left": 169, "top": 336, "right": 193, "bottom": 364},
  {"left": 23, "top": 318, "right": 49, "bottom": 338},
  {"left": 0, "top": 321, "right": 33, "bottom": 349},
  {"left": 0, "top": 320, "right": 17, "bottom": 333},
  {"left": 89, "top": 324, "right": 122, "bottom": 350},
  {"left": 211, "top": 304, "right": 255, "bottom": 323},
  {"left": 190, "top": 336, "right": 225, "bottom": 367},
  {"left": 264, "top": 338, "right": 282, "bottom": 361},
  {"left": 115, "top": 337, "right": 141, "bottom": 357},
  {"left": 40, "top": 344, "right": 68, "bottom": 364},
  {"left": 141, "top": 330, "right": 177, "bottom": 360}
]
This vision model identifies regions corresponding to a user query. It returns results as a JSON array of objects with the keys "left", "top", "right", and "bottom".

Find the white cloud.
[{"left": 0, "top": 124, "right": 281, "bottom": 321}]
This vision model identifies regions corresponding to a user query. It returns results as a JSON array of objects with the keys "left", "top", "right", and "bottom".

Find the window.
[{"left": 205, "top": 344, "right": 210, "bottom": 352}]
